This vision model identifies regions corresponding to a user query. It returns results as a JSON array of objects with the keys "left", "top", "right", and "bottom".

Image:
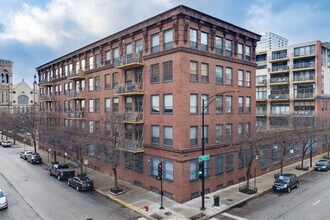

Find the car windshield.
[
  {"left": 316, "top": 160, "right": 327, "bottom": 166},
  {"left": 81, "top": 177, "right": 91, "bottom": 182},
  {"left": 58, "top": 165, "right": 69, "bottom": 169},
  {"left": 278, "top": 175, "right": 290, "bottom": 183},
  {"left": 0, "top": 191, "right": 4, "bottom": 198}
]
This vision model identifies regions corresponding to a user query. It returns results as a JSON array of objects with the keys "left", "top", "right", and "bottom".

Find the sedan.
[
  {"left": 1, "top": 140, "right": 11, "bottom": 147},
  {"left": 27, "top": 153, "right": 42, "bottom": 164},
  {"left": 20, "top": 150, "right": 33, "bottom": 160},
  {"left": 314, "top": 159, "right": 330, "bottom": 171},
  {"left": 0, "top": 188, "right": 8, "bottom": 210},
  {"left": 67, "top": 175, "right": 94, "bottom": 191},
  {"left": 272, "top": 173, "right": 299, "bottom": 193}
]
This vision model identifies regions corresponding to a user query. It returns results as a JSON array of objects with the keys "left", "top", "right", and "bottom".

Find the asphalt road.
[
  {"left": 0, "top": 145, "right": 142, "bottom": 220},
  {"left": 216, "top": 170, "right": 330, "bottom": 220}
]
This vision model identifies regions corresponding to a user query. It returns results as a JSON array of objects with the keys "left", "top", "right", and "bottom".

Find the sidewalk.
[{"left": 14, "top": 139, "right": 324, "bottom": 220}]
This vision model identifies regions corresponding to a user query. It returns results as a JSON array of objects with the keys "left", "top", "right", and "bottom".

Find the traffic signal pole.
[{"left": 157, "top": 161, "right": 164, "bottom": 209}]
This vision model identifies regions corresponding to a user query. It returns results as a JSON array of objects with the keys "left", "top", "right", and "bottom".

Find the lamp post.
[
  {"left": 23, "top": 138, "right": 26, "bottom": 152},
  {"left": 64, "top": 152, "right": 68, "bottom": 164},
  {"left": 200, "top": 90, "right": 238, "bottom": 211},
  {"left": 48, "top": 148, "right": 51, "bottom": 163}
]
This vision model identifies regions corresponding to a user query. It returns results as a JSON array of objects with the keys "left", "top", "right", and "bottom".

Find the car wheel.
[
  {"left": 67, "top": 181, "right": 71, "bottom": 186},
  {"left": 296, "top": 182, "right": 299, "bottom": 188},
  {"left": 57, "top": 175, "right": 61, "bottom": 181},
  {"left": 287, "top": 187, "right": 291, "bottom": 193},
  {"left": 76, "top": 185, "right": 80, "bottom": 191}
]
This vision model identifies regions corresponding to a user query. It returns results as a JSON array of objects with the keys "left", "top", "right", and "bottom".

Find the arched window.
[
  {"left": 18, "top": 95, "right": 29, "bottom": 105},
  {"left": 5, "top": 73, "right": 8, "bottom": 83}
]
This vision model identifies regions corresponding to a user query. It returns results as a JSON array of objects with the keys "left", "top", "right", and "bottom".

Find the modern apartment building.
[
  {"left": 36, "top": 5, "right": 260, "bottom": 202},
  {"left": 256, "top": 32, "right": 288, "bottom": 52},
  {"left": 256, "top": 40, "right": 330, "bottom": 130},
  {"left": 0, "top": 59, "right": 13, "bottom": 111}
]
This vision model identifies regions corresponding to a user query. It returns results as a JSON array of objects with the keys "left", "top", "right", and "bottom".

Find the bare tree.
[
  {"left": 20, "top": 109, "right": 40, "bottom": 153},
  {"left": 7, "top": 112, "right": 24, "bottom": 145}
]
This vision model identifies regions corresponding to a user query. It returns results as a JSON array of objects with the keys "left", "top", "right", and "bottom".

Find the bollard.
[{"left": 213, "top": 195, "right": 220, "bottom": 206}]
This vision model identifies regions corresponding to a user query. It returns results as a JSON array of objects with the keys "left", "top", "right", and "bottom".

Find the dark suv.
[
  {"left": 314, "top": 159, "right": 330, "bottom": 171},
  {"left": 272, "top": 173, "right": 299, "bottom": 193}
]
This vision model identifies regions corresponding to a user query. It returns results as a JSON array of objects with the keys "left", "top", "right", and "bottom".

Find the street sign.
[{"left": 199, "top": 154, "right": 210, "bottom": 162}]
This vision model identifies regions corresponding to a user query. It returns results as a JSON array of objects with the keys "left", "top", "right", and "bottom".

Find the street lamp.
[
  {"left": 64, "top": 152, "right": 68, "bottom": 164},
  {"left": 23, "top": 138, "right": 26, "bottom": 152},
  {"left": 48, "top": 148, "right": 51, "bottom": 163},
  {"left": 200, "top": 90, "right": 239, "bottom": 211}
]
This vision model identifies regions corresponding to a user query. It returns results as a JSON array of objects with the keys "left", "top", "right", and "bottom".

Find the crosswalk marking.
[{"left": 222, "top": 212, "right": 248, "bottom": 220}]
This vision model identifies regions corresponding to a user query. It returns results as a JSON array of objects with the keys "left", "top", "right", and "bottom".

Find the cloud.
[{"left": 0, "top": 0, "right": 171, "bottom": 50}]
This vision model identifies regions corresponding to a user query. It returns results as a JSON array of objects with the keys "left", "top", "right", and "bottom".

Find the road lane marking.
[
  {"left": 222, "top": 212, "right": 248, "bottom": 220},
  {"left": 313, "top": 200, "right": 320, "bottom": 206}
]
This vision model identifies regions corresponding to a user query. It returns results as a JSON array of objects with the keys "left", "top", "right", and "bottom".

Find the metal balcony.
[
  {"left": 114, "top": 112, "right": 144, "bottom": 124},
  {"left": 67, "top": 70, "right": 85, "bottom": 80},
  {"left": 293, "top": 93, "right": 315, "bottom": 99},
  {"left": 67, "top": 111, "right": 85, "bottom": 119},
  {"left": 269, "top": 94, "right": 290, "bottom": 100},
  {"left": 115, "top": 82, "right": 144, "bottom": 96},
  {"left": 40, "top": 79, "right": 53, "bottom": 87},
  {"left": 67, "top": 90, "right": 85, "bottom": 100},
  {"left": 269, "top": 77, "right": 289, "bottom": 84},
  {"left": 114, "top": 53, "right": 144, "bottom": 70},
  {"left": 116, "top": 139, "right": 144, "bottom": 153},
  {"left": 292, "top": 62, "right": 315, "bottom": 70},
  {"left": 40, "top": 95, "right": 53, "bottom": 102}
]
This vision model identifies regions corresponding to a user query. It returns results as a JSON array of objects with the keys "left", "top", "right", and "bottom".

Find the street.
[
  {"left": 216, "top": 170, "right": 330, "bottom": 220},
  {"left": 0, "top": 145, "right": 142, "bottom": 220}
]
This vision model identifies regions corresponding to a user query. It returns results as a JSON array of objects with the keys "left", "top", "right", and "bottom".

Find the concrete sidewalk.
[{"left": 11, "top": 138, "right": 324, "bottom": 220}]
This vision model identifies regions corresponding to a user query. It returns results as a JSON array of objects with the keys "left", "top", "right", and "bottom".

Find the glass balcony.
[
  {"left": 271, "top": 65, "right": 289, "bottom": 72},
  {"left": 293, "top": 93, "right": 315, "bottom": 99},
  {"left": 116, "top": 139, "right": 144, "bottom": 153},
  {"left": 292, "top": 74, "right": 315, "bottom": 82},
  {"left": 256, "top": 109, "right": 267, "bottom": 115},
  {"left": 293, "top": 62, "right": 315, "bottom": 70},
  {"left": 293, "top": 110, "right": 315, "bottom": 116},
  {"left": 67, "top": 70, "right": 85, "bottom": 80},
  {"left": 67, "top": 111, "right": 85, "bottom": 119},
  {"left": 115, "top": 82, "right": 143, "bottom": 95},
  {"left": 114, "top": 53, "right": 144, "bottom": 70},
  {"left": 269, "top": 94, "right": 290, "bottom": 99},
  {"left": 269, "top": 77, "right": 289, "bottom": 84},
  {"left": 270, "top": 110, "right": 290, "bottom": 115}
]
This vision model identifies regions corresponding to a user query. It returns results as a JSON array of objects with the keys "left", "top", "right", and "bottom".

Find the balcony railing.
[
  {"left": 269, "top": 94, "right": 290, "bottom": 99},
  {"left": 293, "top": 93, "right": 315, "bottom": 99},
  {"left": 256, "top": 110, "right": 267, "bottom": 115},
  {"left": 114, "top": 112, "right": 144, "bottom": 123},
  {"left": 292, "top": 75, "right": 315, "bottom": 82},
  {"left": 115, "top": 82, "right": 143, "bottom": 95},
  {"left": 40, "top": 79, "right": 53, "bottom": 86},
  {"left": 270, "top": 111, "right": 290, "bottom": 115},
  {"left": 256, "top": 79, "right": 267, "bottom": 84},
  {"left": 293, "top": 62, "right": 315, "bottom": 69},
  {"left": 67, "top": 111, "right": 84, "bottom": 119},
  {"left": 117, "top": 139, "right": 143, "bottom": 153},
  {"left": 67, "top": 90, "right": 85, "bottom": 99},
  {"left": 269, "top": 77, "right": 289, "bottom": 83},
  {"left": 40, "top": 95, "right": 52, "bottom": 101},
  {"left": 67, "top": 70, "right": 85, "bottom": 79},
  {"left": 256, "top": 94, "right": 267, "bottom": 100},
  {"left": 293, "top": 110, "right": 315, "bottom": 116},
  {"left": 271, "top": 65, "right": 289, "bottom": 72},
  {"left": 293, "top": 50, "right": 315, "bottom": 57},
  {"left": 114, "top": 53, "right": 143, "bottom": 69},
  {"left": 270, "top": 53, "right": 288, "bottom": 60}
]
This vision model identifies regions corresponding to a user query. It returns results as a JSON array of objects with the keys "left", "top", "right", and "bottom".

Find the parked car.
[
  {"left": 20, "top": 150, "right": 33, "bottom": 160},
  {"left": 67, "top": 175, "right": 94, "bottom": 191},
  {"left": 0, "top": 188, "right": 8, "bottom": 210},
  {"left": 314, "top": 159, "right": 330, "bottom": 171},
  {"left": 49, "top": 163, "right": 75, "bottom": 181},
  {"left": 27, "top": 153, "right": 42, "bottom": 164},
  {"left": 1, "top": 140, "right": 11, "bottom": 147},
  {"left": 272, "top": 173, "right": 299, "bottom": 193}
]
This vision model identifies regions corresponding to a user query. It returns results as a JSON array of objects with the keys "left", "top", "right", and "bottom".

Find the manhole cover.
[{"left": 164, "top": 212, "right": 172, "bottom": 216}]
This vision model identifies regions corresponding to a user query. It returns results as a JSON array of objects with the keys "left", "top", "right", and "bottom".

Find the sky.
[{"left": 0, "top": 0, "right": 329, "bottom": 87}]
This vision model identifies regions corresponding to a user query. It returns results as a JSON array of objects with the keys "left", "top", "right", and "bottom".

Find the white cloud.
[{"left": 0, "top": 0, "right": 171, "bottom": 50}]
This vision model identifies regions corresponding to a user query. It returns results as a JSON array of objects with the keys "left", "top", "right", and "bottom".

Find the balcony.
[
  {"left": 292, "top": 62, "right": 315, "bottom": 71},
  {"left": 114, "top": 112, "right": 144, "bottom": 124},
  {"left": 67, "top": 90, "right": 85, "bottom": 100},
  {"left": 40, "top": 79, "right": 53, "bottom": 87},
  {"left": 293, "top": 51, "right": 316, "bottom": 59},
  {"left": 269, "top": 65, "right": 289, "bottom": 74},
  {"left": 269, "top": 54, "right": 289, "bottom": 63},
  {"left": 293, "top": 110, "right": 315, "bottom": 116},
  {"left": 292, "top": 75, "right": 315, "bottom": 83},
  {"left": 115, "top": 82, "right": 144, "bottom": 96},
  {"left": 256, "top": 95, "right": 267, "bottom": 101},
  {"left": 40, "top": 95, "right": 53, "bottom": 102},
  {"left": 67, "top": 111, "right": 85, "bottom": 119},
  {"left": 293, "top": 93, "right": 315, "bottom": 99},
  {"left": 114, "top": 53, "right": 144, "bottom": 70},
  {"left": 256, "top": 79, "right": 267, "bottom": 86},
  {"left": 269, "top": 94, "right": 290, "bottom": 100},
  {"left": 67, "top": 70, "right": 85, "bottom": 80},
  {"left": 270, "top": 110, "right": 290, "bottom": 116},
  {"left": 256, "top": 109, "right": 267, "bottom": 115},
  {"left": 116, "top": 139, "right": 144, "bottom": 153},
  {"left": 269, "top": 77, "right": 289, "bottom": 84}
]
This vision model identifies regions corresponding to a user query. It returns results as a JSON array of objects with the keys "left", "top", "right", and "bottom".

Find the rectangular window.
[
  {"left": 246, "top": 96, "right": 251, "bottom": 113},
  {"left": 225, "top": 68, "right": 233, "bottom": 85},
  {"left": 150, "top": 64, "right": 160, "bottom": 83},
  {"left": 245, "top": 122, "right": 251, "bottom": 137},
  {"left": 105, "top": 98, "right": 111, "bottom": 113},
  {"left": 164, "top": 126, "right": 173, "bottom": 146},
  {"left": 246, "top": 71, "right": 251, "bottom": 87},
  {"left": 164, "top": 94, "right": 173, "bottom": 113},
  {"left": 190, "top": 61, "right": 198, "bottom": 82},
  {"left": 151, "top": 95, "right": 160, "bottom": 113},
  {"left": 216, "top": 66, "right": 223, "bottom": 84},
  {"left": 238, "top": 70, "right": 244, "bottom": 86},
  {"left": 238, "top": 123, "right": 243, "bottom": 138},
  {"left": 105, "top": 74, "right": 111, "bottom": 90},
  {"left": 216, "top": 124, "right": 223, "bottom": 143},
  {"left": 105, "top": 50, "right": 111, "bottom": 65},
  {"left": 95, "top": 54, "right": 100, "bottom": 68},
  {"left": 215, "top": 36, "right": 223, "bottom": 55},
  {"left": 226, "top": 124, "right": 233, "bottom": 141},
  {"left": 95, "top": 76, "right": 100, "bottom": 91},
  {"left": 238, "top": 43, "right": 243, "bottom": 60},
  {"left": 189, "top": 160, "right": 198, "bottom": 181},
  {"left": 89, "top": 99, "right": 94, "bottom": 112},
  {"left": 151, "top": 125, "right": 160, "bottom": 144},
  {"left": 95, "top": 99, "right": 100, "bottom": 113},
  {"left": 201, "top": 63, "right": 209, "bottom": 83},
  {"left": 135, "top": 39, "right": 142, "bottom": 54},
  {"left": 201, "top": 32, "right": 208, "bottom": 51},
  {"left": 190, "top": 94, "right": 198, "bottom": 114},
  {"left": 125, "top": 43, "right": 132, "bottom": 62},
  {"left": 246, "top": 46, "right": 251, "bottom": 61},
  {"left": 89, "top": 56, "right": 94, "bottom": 70},
  {"left": 226, "top": 96, "right": 233, "bottom": 113},
  {"left": 88, "top": 78, "right": 94, "bottom": 91},
  {"left": 112, "top": 47, "right": 119, "bottom": 64},
  {"left": 190, "top": 28, "right": 198, "bottom": 49},
  {"left": 163, "top": 61, "right": 173, "bottom": 82},
  {"left": 190, "top": 126, "right": 198, "bottom": 146},
  {"left": 163, "top": 160, "right": 174, "bottom": 181},
  {"left": 81, "top": 59, "right": 85, "bottom": 71},
  {"left": 163, "top": 29, "right": 173, "bottom": 50},
  {"left": 89, "top": 121, "right": 94, "bottom": 133},
  {"left": 226, "top": 154, "right": 233, "bottom": 172},
  {"left": 151, "top": 33, "right": 160, "bottom": 53},
  {"left": 226, "top": 40, "right": 232, "bottom": 57},
  {"left": 216, "top": 155, "right": 224, "bottom": 175},
  {"left": 238, "top": 96, "right": 244, "bottom": 113},
  {"left": 201, "top": 94, "right": 209, "bottom": 114},
  {"left": 216, "top": 96, "right": 223, "bottom": 113},
  {"left": 112, "top": 72, "right": 118, "bottom": 88},
  {"left": 113, "top": 97, "right": 119, "bottom": 112},
  {"left": 125, "top": 97, "right": 132, "bottom": 112}
]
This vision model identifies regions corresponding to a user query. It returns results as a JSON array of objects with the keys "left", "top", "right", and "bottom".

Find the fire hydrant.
[{"left": 144, "top": 205, "right": 149, "bottom": 212}]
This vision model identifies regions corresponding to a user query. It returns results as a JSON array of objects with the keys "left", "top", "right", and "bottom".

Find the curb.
[{"left": 95, "top": 189, "right": 152, "bottom": 220}]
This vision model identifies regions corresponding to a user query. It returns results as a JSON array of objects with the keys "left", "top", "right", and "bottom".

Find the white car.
[
  {"left": 20, "top": 150, "right": 33, "bottom": 160},
  {"left": 0, "top": 188, "right": 8, "bottom": 210},
  {"left": 1, "top": 140, "right": 11, "bottom": 147}
]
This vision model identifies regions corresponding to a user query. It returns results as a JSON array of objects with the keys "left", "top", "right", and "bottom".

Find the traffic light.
[
  {"left": 198, "top": 162, "right": 204, "bottom": 180},
  {"left": 157, "top": 161, "right": 163, "bottom": 180}
]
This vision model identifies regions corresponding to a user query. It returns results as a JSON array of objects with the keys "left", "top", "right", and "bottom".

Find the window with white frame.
[
  {"left": 238, "top": 43, "right": 243, "bottom": 59},
  {"left": 95, "top": 99, "right": 100, "bottom": 113},
  {"left": 89, "top": 78, "right": 94, "bottom": 91},
  {"left": 246, "top": 71, "right": 251, "bottom": 87},
  {"left": 215, "top": 36, "right": 223, "bottom": 55},
  {"left": 226, "top": 96, "right": 233, "bottom": 113},
  {"left": 95, "top": 54, "right": 100, "bottom": 68},
  {"left": 238, "top": 70, "right": 244, "bottom": 86},
  {"left": 216, "top": 124, "right": 223, "bottom": 143},
  {"left": 190, "top": 94, "right": 198, "bottom": 114},
  {"left": 190, "top": 61, "right": 198, "bottom": 82},
  {"left": 216, "top": 96, "right": 223, "bottom": 113},
  {"left": 246, "top": 96, "right": 251, "bottom": 113},
  {"left": 105, "top": 50, "right": 111, "bottom": 65},
  {"left": 89, "top": 99, "right": 94, "bottom": 112},
  {"left": 151, "top": 125, "right": 160, "bottom": 144},
  {"left": 238, "top": 96, "right": 244, "bottom": 113},
  {"left": 226, "top": 153, "right": 233, "bottom": 172},
  {"left": 89, "top": 56, "right": 94, "bottom": 70},
  {"left": 246, "top": 46, "right": 251, "bottom": 61},
  {"left": 163, "top": 61, "right": 173, "bottom": 82},
  {"left": 216, "top": 65, "right": 223, "bottom": 84},
  {"left": 245, "top": 122, "right": 251, "bottom": 137},
  {"left": 113, "top": 97, "right": 119, "bottom": 112},
  {"left": 163, "top": 29, "right": 173, "bottom": 50},
  {"left": 89, "top": 121, "right": 94, "bottom": 133},
  {"left": 163, "top": 94, "right": 173, "bottom": 113},
  {"left": 190, "top": 28, "right": 198, "bottom": 49},
  {"left": 201, "top": 94, "right": 209, "bottom": 114},
  {"left": 190, "top": 126, "right": 198, "bottom": 146},
  {"left": 201, "top": 63, "right": 209, "bottom": 83},
  {"left": 151, "top": 95, "right": 160, "bottom": 113},
  {"left": 151, "top": 33, "right": 160, "bottom": 53},
  {"left": 226, "top": 124, "right": 233, "bottom": 141},
  {"left": 164, "top": 126, "right": 173, "bottom": 146},
  {"left": 189, "top": 160, "right": 198, "bottom": 181},
  {"left": 238, "top": 123, "right": 243, "bottom": 138},
  {"left": 112, "top": 47, "right": 119, "bottom": 64},
  {"left": 201, "top": 32, "right": 208, "bottom": 51},
  {"left": 163, "top": 160, "right": 174, "bottom": 181},
  {"left": 226, "top": 39, "right": 232, "bottom": 57},
  {"left": 225, "top": 68, "right": 233, "bottom": 85}
]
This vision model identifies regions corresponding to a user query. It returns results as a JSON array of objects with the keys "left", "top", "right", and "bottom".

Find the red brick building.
[{"left": 36, "top": 5, "right": 261, "bottom": 202}]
